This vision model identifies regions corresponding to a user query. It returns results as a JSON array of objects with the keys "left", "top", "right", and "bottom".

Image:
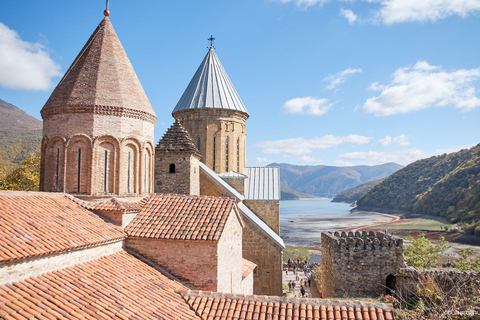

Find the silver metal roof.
[
  {"left": 172, "top": 48, "right": 249, "bottom": 115},
  {"left": 199, "top": 162, "right": 284, "bottom": 248},
  {"left": 218, "top": 171, "right": 248, "bottom": 179},
  {"left": 244, "top": 167, "right": 281, "bottom": 201}
]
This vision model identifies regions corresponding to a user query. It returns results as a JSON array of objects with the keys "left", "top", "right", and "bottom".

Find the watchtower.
[{"left": 321, "top": 231, "right": 404, "bottom": 298}]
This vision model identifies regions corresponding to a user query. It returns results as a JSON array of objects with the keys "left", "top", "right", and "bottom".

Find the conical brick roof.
[
  {"left": 41, "top": 17, "right": 156, "bottom": 120},
  {"left": 156, "top": 121, "right": 200, "bottom": 156},
  {"left": 172, "top": 47, "right": 249, "bottom": 116}
]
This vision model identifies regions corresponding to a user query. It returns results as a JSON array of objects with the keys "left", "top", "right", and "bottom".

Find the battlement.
[{"left": 323, "top": 231, "right": 403, "bottom": 251}]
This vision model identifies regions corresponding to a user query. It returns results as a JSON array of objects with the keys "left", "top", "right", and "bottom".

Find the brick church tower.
[
  {"left": 172, "top": 46, "right": 249, "bottom": 174},
  {"left": 40, "top": 13, "right": 157, "bottom": 198},
  {"left": 154, "top": 121, "right": 201, "bottom": 195}
]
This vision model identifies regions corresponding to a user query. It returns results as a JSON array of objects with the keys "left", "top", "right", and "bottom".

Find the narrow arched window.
[
  {"left": 77, "top": 148, "right": 82, "bottom": 193},
  {"left": 169, "top": 163, "right": 176, "bottom": 173},
  {"left": 197, "top": 136, "right": 200, "bottom": 151},
  {"left": 226, "top": 137, "right": 229, "bottom": 172},
  {"left": 213, "top": 136, "right": 216, "bottom": 171},
  {"left": 237, "top": 138, "right": 240, "bottom": 172}
]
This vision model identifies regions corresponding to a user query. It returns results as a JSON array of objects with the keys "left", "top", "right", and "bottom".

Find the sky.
[{"left": 1, "top": 0, "right": 479, "bottom": 168}]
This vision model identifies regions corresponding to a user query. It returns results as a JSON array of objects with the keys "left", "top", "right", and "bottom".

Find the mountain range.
[
  {"left": 358, "top": 144, "right": 480, "bottom": 230},
  {"left": 0, "top": 99, "right": 42, "bottom": 170},
  {"left": 268, "top": 162, "right": 403, "bottom": 199}
]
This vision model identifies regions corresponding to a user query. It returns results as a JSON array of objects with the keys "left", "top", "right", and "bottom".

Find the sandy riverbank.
[{"left": 280, "top": 209, "right": 399, "bottom": 247}]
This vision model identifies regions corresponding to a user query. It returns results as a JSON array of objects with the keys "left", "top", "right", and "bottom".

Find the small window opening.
[{"left": 169, "top": 163, "right": 176, "bottom": 173}]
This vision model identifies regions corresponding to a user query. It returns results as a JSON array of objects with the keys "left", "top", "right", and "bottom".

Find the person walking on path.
[
  {"left": 296, "top": 271, "right": 299, "bottom": 281},
  {"left": 308, "top": 278, "right": 311, "bottom": 287},
  {"left": 300, "top": 285, "right": 306, "bottom": 298},
  {"left": 288, "top": 281, "right": 292, "bottom": 292}
]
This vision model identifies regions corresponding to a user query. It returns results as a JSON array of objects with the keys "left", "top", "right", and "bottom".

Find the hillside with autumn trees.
[{"left": 358, "top": 144, "right": 480, "bottom": 236}]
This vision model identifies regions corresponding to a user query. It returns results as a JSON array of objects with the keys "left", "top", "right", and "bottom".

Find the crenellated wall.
[{"left": 321, "top": 231, "right": 404, "bottom": 298}]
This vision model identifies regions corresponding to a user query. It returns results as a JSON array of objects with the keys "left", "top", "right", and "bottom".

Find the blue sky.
[{"left": 1, "top": 0, "right": 479, "bottom": 167}]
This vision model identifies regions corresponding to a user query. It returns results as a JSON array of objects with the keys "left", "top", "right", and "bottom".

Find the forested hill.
[
  {"left": 358, "top": 144, "right": 480, "bottom": 231},
  {"left": 269, "top": 162, "right": 402, "bottom": 198},
  {"left": 0, "top": 99, "right": 42, "bottom": 170},
  {"left": 332, "top": 178, "right": 385, "bottom": 203}
]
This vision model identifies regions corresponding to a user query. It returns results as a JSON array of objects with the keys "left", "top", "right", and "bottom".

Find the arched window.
[
  {"left": 169, "top": 163, "right": 176, "bottom": 173},
  {"left": 237, "top": 138, "right": 240, "bottom": 172},
  {"left": 226, "top": 137, "right": 229, "bottom": 172},
  {"left": 197, "top": 136, "right": 200, "bottom": 151},
  {"left": 213, "top": 136, "right": 216, "bottom": 171}
]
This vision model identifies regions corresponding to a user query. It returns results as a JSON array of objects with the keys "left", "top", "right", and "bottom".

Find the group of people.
[{"left": 286, "top": 258, "right": 313, "bottom": 298}]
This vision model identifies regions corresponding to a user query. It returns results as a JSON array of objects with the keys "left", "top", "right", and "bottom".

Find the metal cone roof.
[
  {"left": 172, "top": 48, "right": 249, "bottom": 115},
  {"left": 42, "top": 17, "right": 156, "bottom": 118}
]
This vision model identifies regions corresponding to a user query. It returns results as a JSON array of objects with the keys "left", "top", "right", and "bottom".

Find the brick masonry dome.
[
  {"left": 41, "top": 17, "right": 156, "bottom": 122},
  {"left": 156, "top": 121, "right": 200, "bottom": 156}
]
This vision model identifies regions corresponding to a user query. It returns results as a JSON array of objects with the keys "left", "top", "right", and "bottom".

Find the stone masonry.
[
  {"left": 321, "top": 231, "right": 404, "bottom": 298},
  {"left": 244, "top": 200, "right": 280, "bottom": 235}
]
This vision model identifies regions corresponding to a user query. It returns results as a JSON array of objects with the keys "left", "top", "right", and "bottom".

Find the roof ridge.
[{"left": 176, "top": 289, "right": 393, "bottom": 310}]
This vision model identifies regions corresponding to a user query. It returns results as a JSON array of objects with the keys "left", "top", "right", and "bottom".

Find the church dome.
[
  {"left": 41, "top": 17, "right": 156, "bottom": 121},
  {"left": 172, "top": 47, "right": 249, "bottom": 116}
]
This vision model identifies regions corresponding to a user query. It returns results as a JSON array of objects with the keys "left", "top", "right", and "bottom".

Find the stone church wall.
[
  {"left": 242, "top": 219, "right": 283, "bottom": 296},
  {"left": 321, "top": 231, "right": 404, "bottom": 298},
  {"left": 243, "top": 200, "right": 280, "bottom": 235},
  {"left": 217, "top": 211, "right": 244, "bottom": 293},
  {"left": 126, "top": 238, "right": 218, "bottom": 291},
  {"left": 155, "top": 152, "right": 199, "bottom": 195}
]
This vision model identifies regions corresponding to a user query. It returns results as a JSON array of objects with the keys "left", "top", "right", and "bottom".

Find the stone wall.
[
  {"left": 321, "top": 231, "right": 404, "bottom": 298},
  {"left": 200, "top": 170, "right": 233, "bottom": 198},
  {"left": 217, "top": 211, "right": 244, "bottom": 293},
  {"left": 0, "top": 240, "right": 124, "bottom": 285},
  {"left": 243, "top": 200, "right": 280, "bottom": 235},
  {"left": 126, "top": 237, "right": 218, "bottom": 290},
  {"left": 154, "top": 152, "right": 200, "bottom": 195},
  {"left": 174, "top": 108, "right": 248, "bottom": 174},
  {"left": 241, "top": 272, "right": 254, "bottom": 295},
  {"left": 242, "top": 218, "right": 283, "bottom": 296},
  {"left": 222, "top": 177, "right": 245, "bottom": 195}
]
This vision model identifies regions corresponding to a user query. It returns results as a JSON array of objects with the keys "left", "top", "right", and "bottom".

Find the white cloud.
[
  {"left": 377, "top": 135, "right": 410, "bottom": 147},
  {"left": 363, "top": 61, "right": 480, "bottom": 116},
  {"left": 275, "top": 0, "right": 480, "bottom": 24},
  {"left": 375, "top": 0, "right": 480, "bottom": 24},
  {"left": 325, "top": 68, "right": 362, "bottom": 90},
  {"left": 254, "top": 157, "right": 276, "bottom": 164},
  {"left": 339, "top": 144, "right": 474, "bottom": 165},
  {"left": 297, "top": 156, "right": 324, "bottom": 164},
  {"left": 255, "top": 134, "right": 372, "bottom": 156},
  {"left": 0, "top": 22, "right": 62, "bottom": 90},
  {"left": 340, "top": 8, "right": 358, "bottom": 24},
  {"left": 282, "top": 96, "right": 332, "bottom": 115}
]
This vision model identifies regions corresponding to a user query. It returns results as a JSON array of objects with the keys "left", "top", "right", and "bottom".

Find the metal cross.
[{"left": 208, "top": 35, "right": 215, "bottom": 48}]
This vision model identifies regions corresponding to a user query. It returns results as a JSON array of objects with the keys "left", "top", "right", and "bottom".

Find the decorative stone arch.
[
  {"left": 121, "top": 138, "right": 141, "bottom": 195},
  {"left": 142, "top": 141, "right": 155, "bottom": 194},
  {"left": 42, "top": 135, "right": 67, "bottom": 192},
  {"left": 65, "top": 134, "right": 92, "bottom": 194},
  {"left": 92, "top": 135, "right": 120, "bottom": 195}
]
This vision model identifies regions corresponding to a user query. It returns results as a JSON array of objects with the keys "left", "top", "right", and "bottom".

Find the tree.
[
  {"left": 404, "top": 233, "right": 451, "bottom": 270},
  {"left": 0, "top": 152, "right": 40, "bottom": 191},
  {"left": 454, "top": 248, "right": 480, "bottom": 272}
]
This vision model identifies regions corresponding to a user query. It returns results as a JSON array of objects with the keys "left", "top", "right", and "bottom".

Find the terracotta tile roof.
[
  {"left": 76, "top": 196, "right": 148, "bottom": 213},
  {"left": 0, "top": 192, "right": 125, "bottom": 263},
  {"left": 0, "top": 251, "right": 200, "bottom": 320},
  {"left": 178, "top": 290, "right": 394, "bottom": 320},
  {"left": 41, "top": 17, "right": 156, "bottom": 119},
  {"left": 242, "top": 259, "right": 257, "bottom": 279},
  {"left": 126, "top": 194, "right": 235, "bottom": 241},
  {"left": 156, "top": 120, "right": 201, "bottom": 156}
]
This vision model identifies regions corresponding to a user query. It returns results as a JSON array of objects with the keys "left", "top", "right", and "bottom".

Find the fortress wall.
[{"left": 321, "top": 231, "right": 404, "bottom": 298}]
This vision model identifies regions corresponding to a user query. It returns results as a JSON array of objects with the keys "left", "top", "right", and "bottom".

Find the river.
[{"left": 279, "top": 199, "right": 394, "bottom": 247}]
